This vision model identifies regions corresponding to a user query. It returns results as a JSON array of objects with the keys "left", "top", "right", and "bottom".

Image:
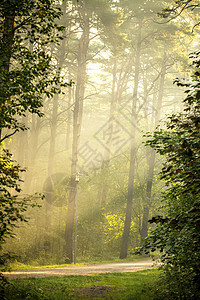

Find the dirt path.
[{"left": 4, "top": 259, "right": 156, "bottom": 279}]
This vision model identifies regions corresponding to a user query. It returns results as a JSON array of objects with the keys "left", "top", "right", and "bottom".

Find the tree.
[
  {"left": 0, "top": 0, "right": 68, "bottom": 276},
  {"left": 0, "top": 0, "right": 67, "bottom": 143},
  {"left": 118, "top": 0, "right": 194, "bottom": 258},
  {"left": 119, "top": 15, "right": 142, "bottom": 259},
  {"left": 64, "top": 0, "right": 124, "bottom": 263},
  {"left": 64, "top": 0, "right": 90, "bottom": 263},
  {"left": 139, "top": 51, "right": 200, "bottom": 298}
]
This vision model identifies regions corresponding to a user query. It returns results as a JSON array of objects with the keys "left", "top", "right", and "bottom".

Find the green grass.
[
  {"left": 9, "top": 255, "right": 150, "bottom": 271},
  {"left": 3, "top": 269, "right": 162, "bottom": 299}
]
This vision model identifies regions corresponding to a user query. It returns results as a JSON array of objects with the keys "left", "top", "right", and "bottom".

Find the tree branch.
[{"left": 0, "top": 129, "right": 19, "bottom": 143}]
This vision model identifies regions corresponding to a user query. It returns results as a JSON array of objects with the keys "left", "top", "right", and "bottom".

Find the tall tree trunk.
[
  {"left": 140, "top": 52, "right": 167, "bottom": 244},
  {"left": 64, "top": 9, "right": 89, "bottom": 263},
  {"left": 18, "top": 117, "right": 28, "bottom": 167},
  {"left": 45, "top": 93, "right": 59, "bottom": 240},
  {"left": 47, "top": 0, "right": 68, "bottom": 176},
  {"left": 48, "top": 94, "right": 59, "bottom": 176},
  {"left": 23, "top": 114, "right": 41, "bottom": 193},
  {"left": 44, "top": 0, "right": 68, "bottom": 249},
  {"left": 98, "top": 57, "right": 117, "bottom": 205},
  {"left": 66, "top": 78, "right": 73, "bottom": 150},
  {"left": 120, "top": 20, "right": 142, "bottom": 259},
  {"left": 140, "top": 149, "right": 155, "bottom": 243}
]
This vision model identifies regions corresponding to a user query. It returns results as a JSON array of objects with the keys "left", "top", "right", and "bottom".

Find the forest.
[{"left": 0, "top": 0, "right": 200, "bottom": 299}]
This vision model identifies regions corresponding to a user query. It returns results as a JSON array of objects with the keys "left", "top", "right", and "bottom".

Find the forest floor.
[{"left": 4, "top": 259, "right": 156, "bottom": 279}]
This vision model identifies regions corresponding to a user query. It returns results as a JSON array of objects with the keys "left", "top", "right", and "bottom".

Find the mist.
[{"left": 3, "top": 0, "right": 198, "bottom": 266}]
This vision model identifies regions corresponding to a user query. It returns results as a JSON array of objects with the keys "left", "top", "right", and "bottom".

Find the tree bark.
[
  {"left": 140, "top": 52, "right": 167, "bottom": 244},
  {"left": 66, "top": 78, "right": 73, "bottom": 150},
  {"left": 23, "top": 114, "right": 42, "bottom": 193},
  {"left": 64, "top": 8, "right": 89, "bottom": 263},
  {"left": 45, "top": 0, "right": 69, "bottom": 246},
  {"left": 98, "top": 57, "right": 117, "bottom": 205},
  {"left": 120, "top": 19, "right": 142, "bottom": 259},
  {"left": 140, "top": 150, "right": 155, "bottom": 243}
]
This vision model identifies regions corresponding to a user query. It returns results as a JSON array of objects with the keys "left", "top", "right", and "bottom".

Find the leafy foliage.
[
  {"left": 0, "top": 0, "right": 70, "bottom": 281},
  {"left": 0, "top": 149, "right": 43, "bottom": 245},
  {"left": 138, "top": 52, "right": 200, "bottom": 298},
  {"left": 0, "top": 0, "right": 70, "bottom": 142},
  {"left": 0, "top": 149, "right": 26, "bottom": 243}
]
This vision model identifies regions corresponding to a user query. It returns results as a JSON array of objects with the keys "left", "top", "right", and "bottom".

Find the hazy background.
[{"left": 3, "top": 0, "right": 199, "bottom": 265}]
